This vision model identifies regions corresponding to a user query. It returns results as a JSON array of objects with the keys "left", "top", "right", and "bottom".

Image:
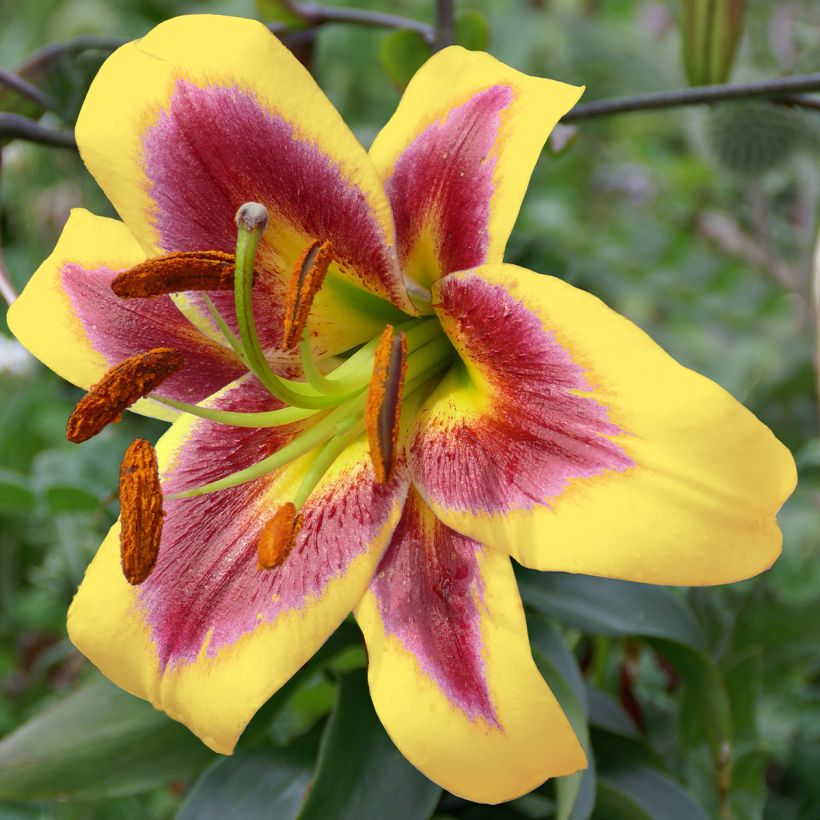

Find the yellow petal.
[
  {"left": 355, "top": 489, "right": 584, "bottom": 803},
  {"left": 410, "top": 264, "right": 796, "bottom": 586},
  {"left": 68, "top": 376, "right": 408, "bottom": 753},
  {"left": 8, "top": 209, "right": 244, "bottom": 421},
  {"left": 370, "top": 46, "right": 582, "bottom": 288},
  {"left": 75, "top": 14, "right": 415, "bottom": 314}
]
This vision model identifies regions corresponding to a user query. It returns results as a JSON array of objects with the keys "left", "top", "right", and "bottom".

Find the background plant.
[{"left": 0, "top": 0, "right": 818, "bottom": 818}]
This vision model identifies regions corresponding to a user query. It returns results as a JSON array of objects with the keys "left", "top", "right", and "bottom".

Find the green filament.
[
  {"left": 154, "top": 396, "right": 319, "bottom": 428},
  {"left": 167, "top": 336, "right": 454, "bottom": 499}
]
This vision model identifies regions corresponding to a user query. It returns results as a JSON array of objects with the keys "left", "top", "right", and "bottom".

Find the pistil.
[{"left": 83, "top": 201, "right": 459, "bottom": 568}]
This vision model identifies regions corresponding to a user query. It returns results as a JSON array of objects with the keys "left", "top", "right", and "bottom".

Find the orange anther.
[
  {"left": 282, "top": 241, "right": 333, "bottom": 350},
  {"left": 257, "top": 502, "right": 303, "bottom": 570},
  {"left": 66, "top": 348, "right": 185, "bottom": 444},
  {"left": 365, "top": 326, "right": 407, "bottom": 483},
  {"left": 119, "top": 438, "right": 164, "bottom": 585},
  {"left": 111, "top": 251, "right": 238, "bottom": 298}
]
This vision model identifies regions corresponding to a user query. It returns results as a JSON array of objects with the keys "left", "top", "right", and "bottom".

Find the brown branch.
[
  {"left": 0, "top": 150, "right": 18, "bottom": 306},
  {"left": 0, "top": 113, "right": 76, "bottom": 148},
  {"left": 562, "top": 72, "right": 820, "bottom": 122},
  {"left": 16, "top": 36, "right": 127, "bottom": 76},
  {"left": 285, "top": 2, "right": 433, "bottom": 43},
  {"left": 777, "top": 94, "right": 820, "bottom": 113},
  {"left": 434, "top": 0, "right": 456, "bottom": 52},
  {"left": 0, "top": 67, "right": 56, "bottom": 112}
]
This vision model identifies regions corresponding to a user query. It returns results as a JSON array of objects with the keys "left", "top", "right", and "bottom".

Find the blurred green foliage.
[{"left": 0, "top": 0, "right": 818, "bottom": 818}]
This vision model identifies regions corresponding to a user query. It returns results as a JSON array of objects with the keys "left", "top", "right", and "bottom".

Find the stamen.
[
  {"left": 66, "top": 348, "right": 185, "bottom": 443},
  {"left": 119, "top": 438, "right": 164, "bottom": 585},
  {"left": 257, "top": 502, "right": 302, "bottom": 570},
  {"left": 282, "top": 241, "right": 333, "bottom": 351},
  {"left": 167, "top": 336, "right": 455, "bottom": 500},
  {"left": 366, "top": 326, "right": 408, "bottom": 483},
  {"left": 232, "top": 203, "right": 350, "bottom": 410},
  {"left": 111, "top": 251, "right": 238, "bottom": 298}
]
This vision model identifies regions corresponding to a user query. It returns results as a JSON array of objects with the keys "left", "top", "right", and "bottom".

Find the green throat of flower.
[{"left": 67, "top": 202, "right": 454, "bottom": 583}]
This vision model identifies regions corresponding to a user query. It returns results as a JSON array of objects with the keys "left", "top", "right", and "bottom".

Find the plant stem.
[
  {"left": 0, "top": 113, "right": 75, "bottom": 148},
  {"left": 562, "top": 72, "right": 820, "bottom": 122},
  {"left": 284, "top": 1, "right": 433, "bottom": 43},
  {"left": 433, "top": 0, "right": 456, "bottom": 52},
  {"left": 0, "top": 150, "right": 18, "bottom": 307},
  {"left": 0, "top": 68, "right": 56, "bottom": 112}
]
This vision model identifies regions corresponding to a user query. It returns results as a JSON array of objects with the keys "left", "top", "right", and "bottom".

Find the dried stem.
[
  {"left": 284, "top": 2, "right": 433, "bottom": 43},
  {"left": 563, "top": 72, "right": 820, "bottom": 121},
  {"left": 0, "top": 150, "right": 18, "bottom": 306},
  {"left": 0, "top": 67, "right": 56, "bottom": 112},
  {"left": 433, "top": 0, "right": 456, "bottom": 52},
  {"left": 0, "top": 113, "right": 76, "bottom": 148}
]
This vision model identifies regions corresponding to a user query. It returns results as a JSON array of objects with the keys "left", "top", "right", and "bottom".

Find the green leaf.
[
  {"left": 0, "top": 674, "right": 214, "bottom": 799},
  {"left": 455, "top": 10, "right": 490, "bottom": 51},
  {"left": 530, "top": 619, "right": 594, "bottom": 820},
  {"left": 725, "top": 652, "right": 760, "bottom": 745},
  {"left": 256, "top": 0, "right": 309, "bottom": 27},
  {"left": 648, "top": 638, "right": 732, "bottom": 762},
  {"left": 586, "top": 687, "right": 641, "bottom": 739},
  {"left": 0, "top": 469, "right": 36, "bottom": 515},
  {"left": 177, "top": 746, "right": 313, "bottom": 820},
  {"left": 43, "top": 483, "right": 102, "bottom": 513},
  {"left": 379, "top": 29, "right": 431, "bottom": 90},
  {"left": 596, "top": 766, "right": 709, "bottom": 820},
  {"left": 527, "top": 614, "right": 588, "bottom": 717},
  {"left": 517, "top": 571, "right": 706, "bottom": 648},
  {"left": 297, "top": 670, "right": 441, "bottom": 820},
  {"left": 728, "top": 748, "right": 768, "bottom": 820}
]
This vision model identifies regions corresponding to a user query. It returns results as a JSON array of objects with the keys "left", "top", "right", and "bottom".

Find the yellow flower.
[{"left": 7, "top": 15, "right": 795, "bottom": 805}]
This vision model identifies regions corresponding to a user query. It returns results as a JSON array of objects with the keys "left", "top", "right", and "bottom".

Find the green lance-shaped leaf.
[
  {"left": 177, "top": 745, "right": 314, "bottom": 820},
  {"left": 297, "top": 669, "right": 441, "bottom": 820},
  {"left": 520, "top": 571, "right": 732, "bottom": 798},
  {"left": 681, "top": 0, "right": 747, "bottom": 86},
  {"left": 0, "top": 469, "right": 37, "bottom": 515},
  {"left": 596, "top": 765, "right": 710, "bottom": 820},
  {"left": 517, "top": 570, "right": 706, "bottom": 648},
  {"left": 0, "top": 674, "right": 214, "bottom": 799},
  {"left": 529, "top": 616, "right": 595, "bottom": 820}
]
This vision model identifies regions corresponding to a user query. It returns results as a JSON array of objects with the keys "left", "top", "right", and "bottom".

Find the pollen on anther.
[
  {"left": 366, "top": 326, "right": 408, "bottom": 483},
  {"left": 119, "top": 438, "right": 164, "bottom": 585},
  {"left": 282, "top": 240, "right": 333, "bottom": 350},
  {"left": 257, "top": 502, "right": 303, "bottom": 570},
  {"left": 66, "top": 348, "right": 185, "bottom": 443},
  {"left": 111, "top": 251, "right": 238, "bottom": 298}
]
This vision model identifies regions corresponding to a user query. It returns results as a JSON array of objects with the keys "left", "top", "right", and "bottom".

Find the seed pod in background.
[
  {"left": 681, "top": 0, "right": 747, "bottom": 86},
  {"left": 706, "top": 101, "right": 806, "bottom": 175}
]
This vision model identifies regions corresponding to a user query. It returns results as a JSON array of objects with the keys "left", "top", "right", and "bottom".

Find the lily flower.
[{"left": 8, "top": 15, "right": 795, "bottom": 804}]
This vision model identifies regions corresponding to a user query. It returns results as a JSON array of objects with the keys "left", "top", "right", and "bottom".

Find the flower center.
[{"left": 68, "top": 202, "right": 455, "bottom": 582}]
